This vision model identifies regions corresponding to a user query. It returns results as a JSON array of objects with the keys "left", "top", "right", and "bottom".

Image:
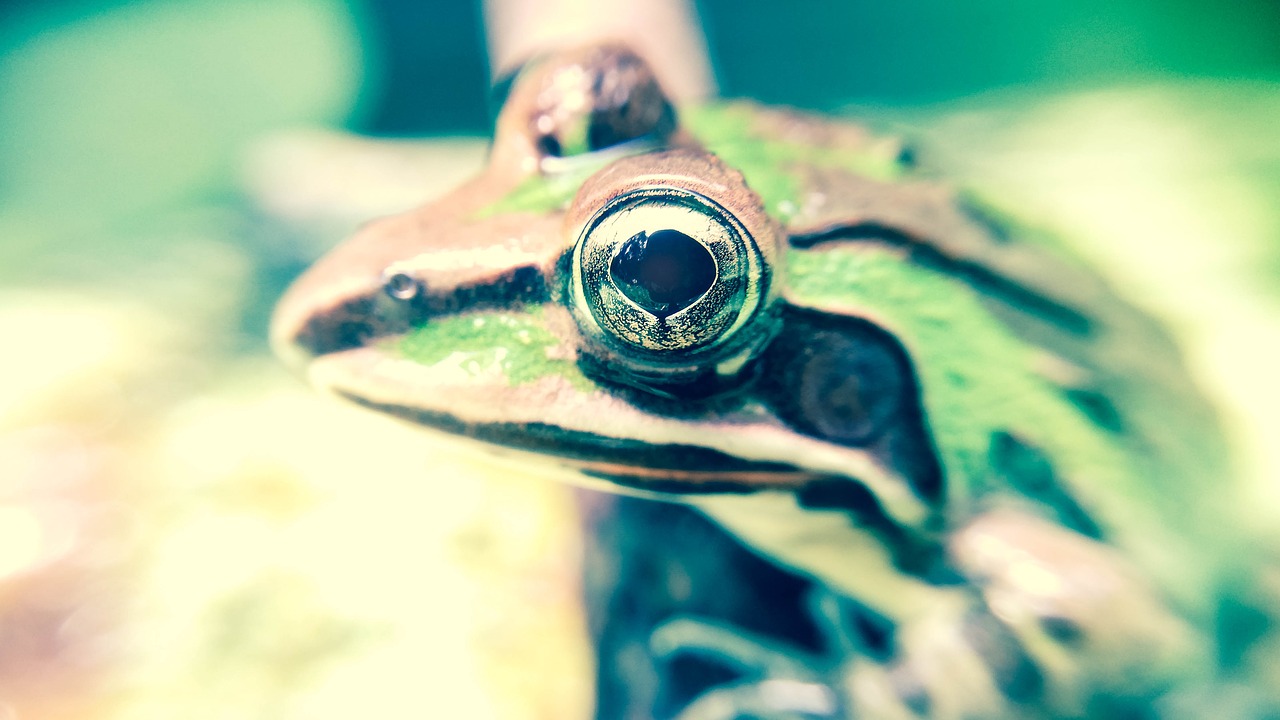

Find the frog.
[{"left": 271, "top": 44, "right": 1276, "bottom": 719}]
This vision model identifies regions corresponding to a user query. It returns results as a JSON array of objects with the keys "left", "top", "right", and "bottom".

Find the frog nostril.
[
  {"left": 383, "top": 272, "right": 421, "bottom": 301},
  {"left": 536, "top": 134, "right": 563, "bottom": 158}
]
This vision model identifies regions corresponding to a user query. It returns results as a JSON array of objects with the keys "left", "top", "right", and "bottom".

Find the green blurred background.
[
  {"left": 2, "top": 0, "right": 1278, "bottom": 295},
  {"left": 0, "top": 1, "right": 1277, "bottom": 718}
]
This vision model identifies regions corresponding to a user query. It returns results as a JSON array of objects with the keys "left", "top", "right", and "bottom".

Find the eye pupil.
[{"left": 609, "top": 229, "right": 716, "bottom": 319}]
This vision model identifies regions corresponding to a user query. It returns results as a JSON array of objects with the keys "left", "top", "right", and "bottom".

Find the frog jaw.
[{"left": 281, "top": 286, "right": 936, "bottom": 537}]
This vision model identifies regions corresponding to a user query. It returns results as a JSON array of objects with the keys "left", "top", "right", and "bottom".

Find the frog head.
[
  {"left": 273, "top": 43, "right": 1249, "bottom": 716},
  {"left": 271, "top": 44, "right": 940, "bottom": 524}
]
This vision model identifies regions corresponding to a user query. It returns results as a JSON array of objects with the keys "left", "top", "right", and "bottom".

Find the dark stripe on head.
[
  {"left": 989, "top": 431, "right": 1103, "bottom": 539},
  {"left": 791, "top": 224, "right": 1093, "bottom": 337}
]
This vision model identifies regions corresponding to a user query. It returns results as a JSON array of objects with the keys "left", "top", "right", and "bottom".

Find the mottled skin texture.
[{"left": 272, "top": 45, "right": 1271, "bottom": 718}]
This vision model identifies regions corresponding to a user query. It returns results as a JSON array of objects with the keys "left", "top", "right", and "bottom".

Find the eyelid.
[
  {"left": 539, "top": 135, "right": 665, "bottom": 176},
  {"left": 564, "top": 149, "right": 782, "bottom": 259}
]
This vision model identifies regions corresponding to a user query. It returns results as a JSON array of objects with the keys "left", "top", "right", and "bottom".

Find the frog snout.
[
  {"left": 272, "top": 295, "right": 376, "bottom": 367},
  {"left": 270, "top": 269, "right": 419, "bottom": 370}
]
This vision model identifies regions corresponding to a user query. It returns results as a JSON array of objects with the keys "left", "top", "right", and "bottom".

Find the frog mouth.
[
  {"left": 304, "top": 341, "right": 824, "bottom": 494},
  {"left": 335, "top": 384, "right": 823, "bottom": 496},
  {"left": 301, "top": 340, "right": 937, "bottom": 534},
  {"left": 310, "top": 341, "right": 944, "bottom": 579}
]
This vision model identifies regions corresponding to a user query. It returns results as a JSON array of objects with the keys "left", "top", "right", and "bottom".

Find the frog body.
[{"left": 272, "top": 45, "right": 1264, "bottom": 719}]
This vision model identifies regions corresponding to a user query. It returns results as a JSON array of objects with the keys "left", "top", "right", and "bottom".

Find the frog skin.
[{"left": 272, "top": 45, "right": 1272, "bottom": 719}]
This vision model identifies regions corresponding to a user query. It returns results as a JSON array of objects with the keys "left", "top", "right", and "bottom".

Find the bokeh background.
[{"left": 0, "top": 1, "right": 1277, "bottom": 718}]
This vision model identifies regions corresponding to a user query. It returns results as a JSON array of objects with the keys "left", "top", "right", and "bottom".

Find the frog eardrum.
[{"left": 566, "top": 149, "right": 784, "bottom": 390}]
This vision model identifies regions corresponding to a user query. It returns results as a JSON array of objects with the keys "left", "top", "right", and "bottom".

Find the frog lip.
[
  {"left": 339, "top": 386, "right": 823, "bottom": 494},
  {"left": 303, "top": 343, "right": 936, "bottom": 529}
]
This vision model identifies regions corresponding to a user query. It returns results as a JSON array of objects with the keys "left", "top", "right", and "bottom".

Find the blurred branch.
[{"left": 482, "top": 0, "right": 715, "bottom": 101}]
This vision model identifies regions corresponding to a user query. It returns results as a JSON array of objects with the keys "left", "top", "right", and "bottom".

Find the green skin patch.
[
  {"left": 473, "top": 161, "right": 607, "bottom": 219},
  {"left": 681, "top": 103, "right": 904, "bottom": 222},
  {"left": 394, "top": 308, "right": 594, "bottom": 392}
]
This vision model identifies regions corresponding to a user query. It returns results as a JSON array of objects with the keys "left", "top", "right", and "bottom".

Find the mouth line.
[
  {"left": 333, "top": 378, "right": 942, "bottom": 574},
  {"left": 335, "top": 389, "right": 821, "bottom": 494},
  {"left": 307, "top": 342, "right": 936, "bottom": 534}
]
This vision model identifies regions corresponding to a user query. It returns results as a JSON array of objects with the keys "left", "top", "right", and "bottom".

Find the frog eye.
[
  {"left": 525, "top": 46, "right": 676, "bottom": 167},
  {"left": 567, "top": 151, "right": 783, "bottom": 391}
]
